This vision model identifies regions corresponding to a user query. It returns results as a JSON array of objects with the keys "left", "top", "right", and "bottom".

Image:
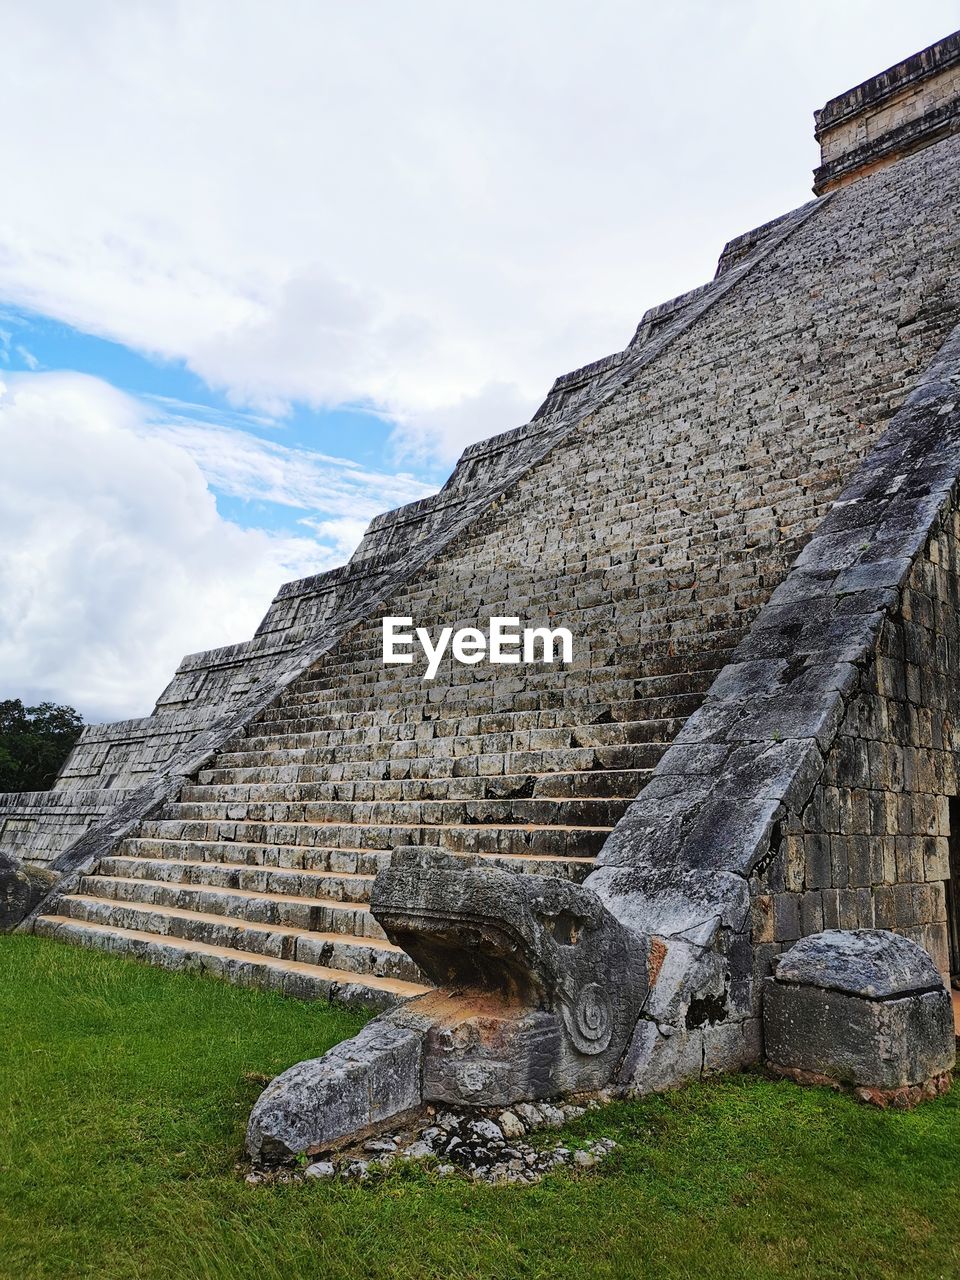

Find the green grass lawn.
[{"left": 2, "top": 935, "right": 959, "bottom": 1280}]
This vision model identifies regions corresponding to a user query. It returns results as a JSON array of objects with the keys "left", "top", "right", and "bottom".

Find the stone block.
[
  {"left": 246, "top": 1019, "right": 425, "bottom": 1164},
  {"left": 0, "top": 853, "right": 55, "bottom": 932},
  {"left": 763, "top": 929, "right": 954, "bottom": 1096}
]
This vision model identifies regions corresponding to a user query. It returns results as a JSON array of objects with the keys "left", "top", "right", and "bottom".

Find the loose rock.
[
  {"left": 247, "top": 1097, "right": 620, "bottom": 1187},
  {"left": 514, "top": 1102, "right": 542, "bottom": 1126},
  {"left": 498, "top": 1110, "right": 525, "bottom": 1139},
  {"left": 363, "top": 1138, "right": 397, "bottom": 1154}
]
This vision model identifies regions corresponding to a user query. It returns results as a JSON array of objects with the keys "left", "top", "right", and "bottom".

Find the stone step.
[
  {"left": 276, "top": 634, "right": 735, "bottom": 688},
  {"left": 55, "top": 895, "right": 424, "bottom": 983},
  {"left": 134, "top": 818, "right": 613, "bottom": 857},
  {"left": 271, "top": 654, "right": 642, "bottom": 689},
  {"left": 159, "top": 795, "right": 631, "bottom": 828},
  {"left": 34, "top": 915, "right": 429, "bottom": 1009},
  {"left": 191, "top": 765, "right": 653, "bottom": 800},
  {"left": 268, "top": 690, "right": 703, "bottom": 723},
  {"left": 228, "top": 718, "right": 683, "bottom": 756},
  {"left": 122, "top": 835, "right": 394, "bottom": 876},
  {"left": 641, "top": 646, "right": 738, "bottom": 678},
  {"left": 118, "top": 837, "right": 596, "bottom": 881},
  {"left": 263, "top": 676, "right": 643, "bottom": 718},
  {"left": 77, "top": 873, "right": 387, "bottom": 938},
  {"left": 97, "top": 854, "right": 376, "bottom": 903},
  {"left": 201, "top": 741, "right": 668, "bottom": 778},
  {"left": 290, "top": 665, "right": 716, "bottom": 701}
]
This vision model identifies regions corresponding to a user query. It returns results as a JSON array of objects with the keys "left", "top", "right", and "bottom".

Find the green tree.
[{"left": 0, "top": 700, "right": 83, "bottom": 793}]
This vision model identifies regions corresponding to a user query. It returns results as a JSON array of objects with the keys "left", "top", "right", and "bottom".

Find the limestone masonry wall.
[
  {"left": 3, "top": 198, "right": 821, "bottom": 866},
  {"left": 753, "top": 496, "right": 960, "bottom": 980},
  {"left": 0, "top": 789, "right": 133, "bottom": 863},
  {"left": 814, "top": 29, "right": 960, "bottom": 192}
]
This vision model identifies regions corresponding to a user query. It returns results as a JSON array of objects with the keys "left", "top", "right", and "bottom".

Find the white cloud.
[
  {"left": 0, "top": 371, "right": 409, "bottom": 722},
  {"left": 298, "top": 516, "right": 372, "bottom": 564},
  {"left": 0, "top": 2, "right": 955, "bottom": 465},
  {"left": 14, "top": 345, "right": 39, "bottom": 370},
  {"left": 388, "top": 382, "right": 538, "bottom": 465},
  {"left": 142, "top": 413, "right": 430, "bottom": 516}
]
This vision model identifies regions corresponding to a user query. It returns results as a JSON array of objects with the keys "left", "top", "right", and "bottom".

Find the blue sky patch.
[{"left": 0, "top": 306, "right": 443, "bottom": 550}]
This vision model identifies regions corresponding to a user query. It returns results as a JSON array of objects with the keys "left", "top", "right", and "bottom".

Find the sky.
[{"left": 1, "top": 0, "right": 958, "bottom": 723}]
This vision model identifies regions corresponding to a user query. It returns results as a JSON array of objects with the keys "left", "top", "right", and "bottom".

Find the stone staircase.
[
  {"left": 15, "top": 44, "right": 960, "bottom": 1048},
  {"left": 22, "top": 178, "right": 802, "bottom": 1007},
  {"left": 33, "top": 639, "right": 725, "bottom": 1008}
]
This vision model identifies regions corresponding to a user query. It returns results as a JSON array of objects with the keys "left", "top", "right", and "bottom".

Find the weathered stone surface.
[
  {"left": 373, "top": 847, "right": 650, "bottom": 1102},
  {"left": 498, "top": 1109, "right": 524, "bottom": 1139},
  {"left": 0, "top": 851, "right": 54, "bottom": 933},
  {"left": 245, "top": 1019, "right": 425, "bottom": 1164},
  {"left": 0, "top": 789, "right": 135, "bottom": 870},
  {"left": 764, "top": 929, "right": 954, "bottom": 1092},
  {"left": 616, "top": 1019, "right": 702, "bottom": 1094},
  {"left": 814, "top": 31, "right": 960, "bottom": 194},
  {"left": 245, "top": 1082, "right": 617, "bottom": 1184},
  {"left": 773, "top": 928, "right": 945, "bottom": 998},
  {"left": 421, "top": 1005, "right": 563, "bottom": 1107}
]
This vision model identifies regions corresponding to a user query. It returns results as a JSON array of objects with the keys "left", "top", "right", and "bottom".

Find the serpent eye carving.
[
  {"left": 536, "top": 909, "right": 584, "bottom": 946},
  {"left": 563, "top": 982, "right": 613, "bottom": 1055}
]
